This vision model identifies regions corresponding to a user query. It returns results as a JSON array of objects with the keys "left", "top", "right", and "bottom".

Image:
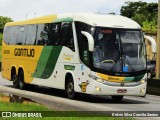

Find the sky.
[{"left": 0, "top": 0, "right": 158, "bottom": 21}]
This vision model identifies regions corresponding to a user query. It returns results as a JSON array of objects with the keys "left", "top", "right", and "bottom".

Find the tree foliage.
[
  {"left": 0, "top": 34, "right": 2, "bottom": 45},
  {"left": 0, "top": 16, "right": 13, "bottom": 33},
  {"left": 120, "top": 1, "right": 158, "bottom": 34}
]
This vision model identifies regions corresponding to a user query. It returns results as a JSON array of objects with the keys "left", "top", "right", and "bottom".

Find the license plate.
[{"left": 117, "top": 89, "right": 127, "bottom": 93}]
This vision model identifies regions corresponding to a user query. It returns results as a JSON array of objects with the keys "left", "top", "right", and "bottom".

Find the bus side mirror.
[
  {"left": 81, "top": 31, "right": 94, "bottom": 52},
  {"left": 144, "top": 35, "right": 156, "bottom": 54}
]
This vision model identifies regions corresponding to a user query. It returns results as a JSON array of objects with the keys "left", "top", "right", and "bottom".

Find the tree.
[
  {"left": 0, "top": 16, "right": 13, "bottom": 33},
  {"left": 142, "top": 20, "right": 157, "bottom": 34},
  {"left": 0, "top": 33, "right": 2, "bottom": 45},
  {"left": 121, "top": 1, "right": 148, "bottom": 20},
  {"left": 120, "top": 1, "right": 158, "bottom": 34}
]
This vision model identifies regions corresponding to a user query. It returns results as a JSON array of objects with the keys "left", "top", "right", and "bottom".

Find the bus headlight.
[
  {"left": 140, "top": 74, "right": 147, "bottom": 84},
  {"left": 89, "top": 75, "right": 105, "bottom": 83},
  {"left": 96, "top": 78, "right": 104, "bottom": 83},
  {"left": 140, "top": 79, "right": 146, "bottom": 84}
]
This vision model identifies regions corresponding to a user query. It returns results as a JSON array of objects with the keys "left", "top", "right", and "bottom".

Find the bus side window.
[
  {"left": 9, "top": 26, "right": 17, "bottom": 45},
  {"left": 43, "top": 24, "right": 49, "bottom": 45},
  {"left": 48, "top": 23, "right": 61, "bottom": 46},
  {"left": 37, "top": 24, "right": 45, "bottom": 45},
  {"left": 26, "top": 25, "right": 37, "bottom": 45},
  {"left": 16, "top": 26, "right": 26, "bottom": 45},
  {"left": 60, "top": 22, "right": 75, "bottom": 51},
  {"left": 3, "top": 26, "right": 10, "bottom": 44},
  {"left": 37, "top": 24, "right": 50, "bottom": 46}
]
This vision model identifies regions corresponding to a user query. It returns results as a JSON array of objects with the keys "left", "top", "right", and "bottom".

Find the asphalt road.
[
  {"left": 0, "top": 73, "right": 12, "bottom": 86},
  {"left": 0, "top": 75, "right": 160, "bottom": 119}
]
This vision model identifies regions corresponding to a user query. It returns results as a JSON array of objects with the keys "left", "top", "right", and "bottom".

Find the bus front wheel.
[{"left": 66, "top": 76, "right": 76, "bottom": 99}]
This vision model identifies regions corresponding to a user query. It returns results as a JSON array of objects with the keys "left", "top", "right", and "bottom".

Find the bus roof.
[
  {"left": 6, "top": 13, "right": 141, "bottom": 29},
  {"left": 5, "top": 14, "right": 57, "bottom": 26}
]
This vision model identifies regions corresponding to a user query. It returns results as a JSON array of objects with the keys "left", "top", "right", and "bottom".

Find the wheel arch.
[{"left": 18, "top": 67, "right": 24, "bottom": 74}]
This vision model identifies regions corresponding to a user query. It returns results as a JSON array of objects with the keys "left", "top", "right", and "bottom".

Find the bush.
[
  {"left": 142, "top": 20, "right": 157, "bottom": 34},
  {"left": 0, "top": 34, "right": 2, "bottom": 45}
]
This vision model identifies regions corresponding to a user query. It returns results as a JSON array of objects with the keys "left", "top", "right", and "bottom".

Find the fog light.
[
  {"left": 95, "top": 86, "right": 101, "bottom": 92},
  {"left": 140, "top": 88, "right": 145, "bottom": 93}
]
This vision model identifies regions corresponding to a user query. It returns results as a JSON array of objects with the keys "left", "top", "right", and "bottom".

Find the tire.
[
  {"left": 66, "top": 76, "right": 76, "bottom": 99},
  {"left": 147, "top": 71, "right": 152, "bottom": 79},
  {"left": 111, "top": 96, "right": 123, "bottom": 102},
  {"left": 12, "top": 70, "right": 18, "bottom": 88},
  {"left": 18, "top": 70, "right": 26, "bottom": 90}
]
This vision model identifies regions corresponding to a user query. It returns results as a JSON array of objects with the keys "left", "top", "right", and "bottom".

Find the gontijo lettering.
[{"left": 14, "top": 48, "right": 35, "bottom": 57}]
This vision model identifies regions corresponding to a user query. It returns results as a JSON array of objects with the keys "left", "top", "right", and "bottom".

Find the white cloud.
[{"left": 0, "top": 0, "right": 158, "bottom": 21}]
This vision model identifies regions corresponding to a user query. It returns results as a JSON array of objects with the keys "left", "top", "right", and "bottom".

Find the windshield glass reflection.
[{"left": 93, "top": 28, "right": 146, "bottom": 73}]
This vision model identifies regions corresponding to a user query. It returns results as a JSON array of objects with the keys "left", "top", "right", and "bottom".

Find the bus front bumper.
[{"left": 87, "top": 80, "right": 147, "bottom": 96}]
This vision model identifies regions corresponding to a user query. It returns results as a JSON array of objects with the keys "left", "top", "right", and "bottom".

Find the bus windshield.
[{"left": 93, "top": 28, "right": 146, "bottom": 73}]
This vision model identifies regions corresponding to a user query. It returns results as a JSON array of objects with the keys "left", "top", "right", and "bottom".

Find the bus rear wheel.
[
  {"left": 66, "top": 76, "right": 76, "bottom": 99},
  {"left": 18, "top": 70, "right": 26, "bottom": 90},
  {"left": 12, "top": 70, "right": 18, "bottom": 88},
  {"left": 111, "top": 96, "right": 123, "bottom": 102}
]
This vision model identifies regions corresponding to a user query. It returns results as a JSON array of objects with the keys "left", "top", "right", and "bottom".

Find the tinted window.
[
  {"left": 60, "top": 22, "right": 74, "bottom": 51},
  {"left": 36, "top": 24, "right": 45, "bottom": 45},
  {"left": 9, "top": 26, "right": 17, "bottom": 45},
  {"left": 36, "top": 23, "right": 74, "bottom": 51},
  {"left": 37, "top": 24, "right": 55, "bottom": 45},
  {"left": 16, "top": 26, "right": 27, "bottom": 45},
  {"left": 47, "top": 23, "right": 61, "bottom": 45},
  {"left": 26, "top": 25, "right": 37, "bottom": 45},
  {"left": 3, "top": 26, "right": 10, "bottom": 44}
]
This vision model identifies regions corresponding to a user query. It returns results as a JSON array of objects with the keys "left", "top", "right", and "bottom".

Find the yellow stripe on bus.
[
  {"left": 97, "top": 73, "right": 125, "bottom": 82},
  {"left": 5, "top": 15, "right": 57, "bottom": 26}
]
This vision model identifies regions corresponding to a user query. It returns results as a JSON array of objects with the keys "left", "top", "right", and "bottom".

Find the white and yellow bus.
[{"left": 2, "top": 13, "right": 147, "bottom": 101}]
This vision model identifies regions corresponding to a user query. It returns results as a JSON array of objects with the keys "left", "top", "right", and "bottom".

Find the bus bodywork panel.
[
  {"left": 2, "top": 13, "right": 147, "bottom": 97},
  {"left": 5, "top": 15, "right": 57, "bottom": 26},
  {"left": 2, "top": 42, "right": 43, "bottom": 82},
  {"left": 5, "top": 13, "right": 141, "bottom": 29}
]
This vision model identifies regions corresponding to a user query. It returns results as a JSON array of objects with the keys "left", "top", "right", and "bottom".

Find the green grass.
[
  {"left": 0, "top": 101, "right": 135, "bottom": 120},
  {"left": 0, "top": 101, "right": 51, "bottom": 111}
]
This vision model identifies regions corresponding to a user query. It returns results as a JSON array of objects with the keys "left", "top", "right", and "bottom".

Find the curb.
[{"left": 0, "top": 85, "right": 113, "bottom": 111}]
